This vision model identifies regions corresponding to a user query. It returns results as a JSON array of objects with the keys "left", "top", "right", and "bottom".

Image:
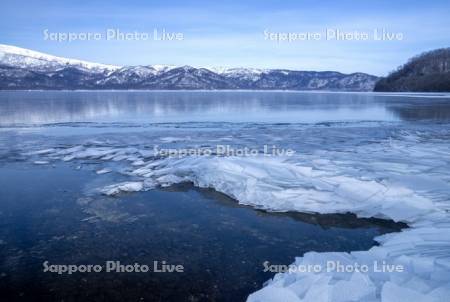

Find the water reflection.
[
  {"left": 388, "top": 104, "right": 450, "bottom": 121},
  {"left": 0, "top": 91, "right": 449, "bottom": 125}
]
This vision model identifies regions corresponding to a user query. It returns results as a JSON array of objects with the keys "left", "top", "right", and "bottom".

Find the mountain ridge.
[{"left": 0, "top": 44, "right": 378, "bottom": 91}]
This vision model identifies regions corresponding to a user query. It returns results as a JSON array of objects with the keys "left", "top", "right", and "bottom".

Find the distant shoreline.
[{"left": 1, "top": 89, "right": 449, "bottom": 97}]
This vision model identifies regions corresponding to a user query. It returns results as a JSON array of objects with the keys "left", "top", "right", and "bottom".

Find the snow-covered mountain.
[
  {"left": 0, "top": 44, "right": 378, "bottom": 90},
  {"left": 0, "top": 44, "right": 120, "bottom": 73}
]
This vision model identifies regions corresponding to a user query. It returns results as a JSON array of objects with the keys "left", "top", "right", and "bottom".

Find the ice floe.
[
  {"left": 95, "top": 168, "right": 112, "bottom": 175},
  {"left": 100, "top": 181, "right": 146, "bottom": 196},
  {"left": 22, "top": 125, "right": 450, "bottom": 302},
  {"left": 33, "top": 160, "right": 49, "bottom": 165}
]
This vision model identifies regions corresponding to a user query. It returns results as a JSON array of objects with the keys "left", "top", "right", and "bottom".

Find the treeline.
[{"left": 374, "top": 48, "right": 450, "bottom": 92}]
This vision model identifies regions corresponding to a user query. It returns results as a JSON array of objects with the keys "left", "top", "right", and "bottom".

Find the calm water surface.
[{"left": 0, "top": 91, "right": 449, "bottom": 125}]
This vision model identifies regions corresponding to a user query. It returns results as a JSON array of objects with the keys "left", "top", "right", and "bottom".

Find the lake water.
[
  {"left": 0, "top": 91, "right": 449, "bottom": 301},
  {"left": 1, "top": 91, "right": 450, "bottom": 126}
]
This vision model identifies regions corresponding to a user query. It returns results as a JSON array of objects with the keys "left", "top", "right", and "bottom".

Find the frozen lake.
[{"left": 0, "top": 91, "right": 449, "bottom": 301}]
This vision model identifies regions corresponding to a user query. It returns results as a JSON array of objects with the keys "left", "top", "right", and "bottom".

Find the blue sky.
[{"left": 1, "top": 0, "right": 449, "bottom": 75}]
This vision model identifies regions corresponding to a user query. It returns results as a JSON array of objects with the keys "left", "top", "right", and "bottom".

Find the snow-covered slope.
[
  {"left": 208, "top": 67, "right": 267, "bottom": 82},
  {"left": 0, "top": 44, "right": 378, "bottom": 90},
  {"left": 0, "top": 44, "right": 120, "bottom": 72}
]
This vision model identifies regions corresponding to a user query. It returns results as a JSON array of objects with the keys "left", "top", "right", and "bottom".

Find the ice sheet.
[{"left": 22, "top": 124, "right": 450, "bottom": 302}]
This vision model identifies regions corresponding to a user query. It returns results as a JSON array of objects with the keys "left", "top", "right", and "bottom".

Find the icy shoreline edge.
[{"left": 26, "top": 145, "right": 450, "bottom": 302}]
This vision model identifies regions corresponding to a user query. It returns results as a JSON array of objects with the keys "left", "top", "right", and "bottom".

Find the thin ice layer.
[{"left": 23, "top": 126, "right": 450, "bottom": 302}]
